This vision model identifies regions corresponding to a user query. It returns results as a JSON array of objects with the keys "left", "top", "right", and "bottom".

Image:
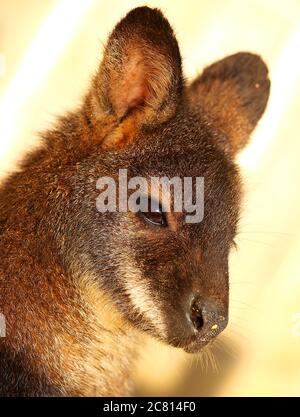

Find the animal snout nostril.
[
  {"left": 189, "top": 296, "right": 227, "bottom": 335},
  {"left": 190, "top": 298, "right": 205, "bottom": 330}
]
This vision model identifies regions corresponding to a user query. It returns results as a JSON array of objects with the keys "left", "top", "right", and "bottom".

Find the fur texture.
[{"left": 0, "top": 7, "right": 270, "bottom": 396}]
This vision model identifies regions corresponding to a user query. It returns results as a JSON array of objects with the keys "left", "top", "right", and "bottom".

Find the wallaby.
[{"left": 0, "top": 7, "right": 270, "bottom": 396}]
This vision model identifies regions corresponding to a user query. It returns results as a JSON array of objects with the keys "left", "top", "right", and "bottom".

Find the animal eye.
[
  {"left": 138, "top": 198, "right": 167, "bottom": 228},
  {"left": 141, "top": 210, "right": 167, "bottom": 227}
]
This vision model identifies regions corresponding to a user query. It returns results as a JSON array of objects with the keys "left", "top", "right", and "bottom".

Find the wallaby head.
[
  {"left": 70, "top": 7, "right": 270, "bottom": 351},
  {"left": 0, "top": 6, "right": 270, "bottom": 395}
]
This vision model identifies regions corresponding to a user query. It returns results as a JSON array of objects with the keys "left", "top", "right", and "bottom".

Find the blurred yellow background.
[{"left": 1, "top": 0, "right": 300, "bottom": 396}]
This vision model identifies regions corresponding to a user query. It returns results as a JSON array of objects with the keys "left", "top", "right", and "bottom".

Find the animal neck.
[{"left": 66, "top": 274, "right": 142, "bottom": 396}]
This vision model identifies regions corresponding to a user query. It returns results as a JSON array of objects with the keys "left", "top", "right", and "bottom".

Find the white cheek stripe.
[{"left": 122, "top": 265, "right": 167, "bottom": 337}]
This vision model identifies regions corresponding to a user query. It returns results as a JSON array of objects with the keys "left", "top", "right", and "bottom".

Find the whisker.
[
  {"left": 214, "top": 337, "right": 239, "bottom": 359},
  {"left": 225, "top": 326, "right": 249, "bottom": 342},
  {"left": 235, "top": 237, "right": 276, "bottom": 247},
  {"left": 237, "top": 228, "right": 291, "bottom": 237}
]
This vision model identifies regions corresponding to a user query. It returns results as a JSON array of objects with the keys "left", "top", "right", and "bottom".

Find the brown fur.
[{"left": 0, "top": 7, "right": 270, "bottom": 396}]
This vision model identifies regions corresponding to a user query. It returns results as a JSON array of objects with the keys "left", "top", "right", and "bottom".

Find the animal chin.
[
  {"left": 165, "top": 333, "right": 216, "bottom": 354},
  {"left": 182, "top": 340, "right": 211, "bottom": 354}
]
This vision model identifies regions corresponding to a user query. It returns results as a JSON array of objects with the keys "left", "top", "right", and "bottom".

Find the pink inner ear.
[
  {"left": 111, "top": 52, "right": 149, "bottom": 117},
  {"left": 126, "top": 84, "right": 146, "bottom": 110}
]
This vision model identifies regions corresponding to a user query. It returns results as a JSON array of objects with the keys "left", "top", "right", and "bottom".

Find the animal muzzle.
[{"left": 182, "top": 295, "right": 228, "bottom": 353}]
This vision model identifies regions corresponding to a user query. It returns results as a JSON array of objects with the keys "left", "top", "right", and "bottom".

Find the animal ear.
[
  {"left": 87, "top": 7, "right": 183, "bottom": 149},
  {"left": 188, "top": 53, "right": 270, "bottom": 156}
]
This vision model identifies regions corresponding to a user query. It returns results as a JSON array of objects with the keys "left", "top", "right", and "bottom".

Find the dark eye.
[
  {"left": 138, "top": 198, "right": 167, "bottom": 228},
  {"left": 141, "top": 210, "right": 167, "bottom": 227}
]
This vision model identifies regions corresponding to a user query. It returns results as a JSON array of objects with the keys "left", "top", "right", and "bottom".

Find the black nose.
[{"left": 189, "top": 296, "right": 227, "bottom": 338}]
